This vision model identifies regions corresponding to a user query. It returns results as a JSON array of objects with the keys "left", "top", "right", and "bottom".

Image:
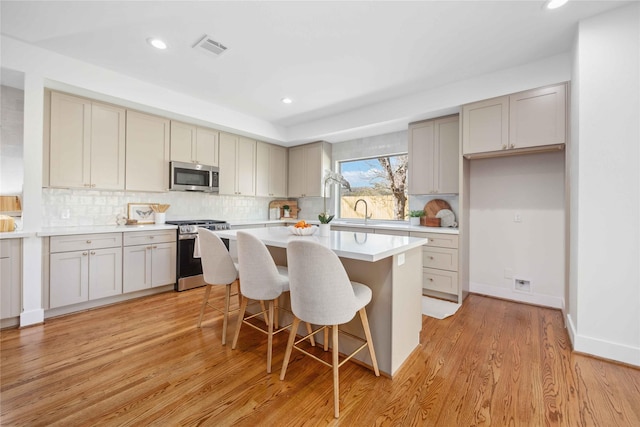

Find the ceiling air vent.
[{"left": 193, "top": 35, "right": 228, "bottom": 57}]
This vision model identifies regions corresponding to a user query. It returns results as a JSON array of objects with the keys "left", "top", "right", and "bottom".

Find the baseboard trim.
[
  {"left": 469, "top": 281, "right": 564, "bottom": 309},
  {"left": 569, "top": 324, "right": 640, "bottom": 367},
  {"left": 20, "top": 308, "right": 45, "bottom": 327}
]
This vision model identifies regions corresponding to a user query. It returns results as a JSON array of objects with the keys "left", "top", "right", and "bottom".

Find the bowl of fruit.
[{"left": 288, "top": 220, "right": 317, "bottom": 236}]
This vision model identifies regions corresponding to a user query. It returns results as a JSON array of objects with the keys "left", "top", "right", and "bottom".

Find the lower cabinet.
[
  {"left": 410, "top": 232, "right": 460, "bottom": 302},
  {"left": 1, "top": 239, "right": 22, "bottom": 319},
  {"left": 123, "top": 230, "right": 176, "bottom": 293},
  {"left": 50, "top": 234, "right": 123, "bottom": 308}
]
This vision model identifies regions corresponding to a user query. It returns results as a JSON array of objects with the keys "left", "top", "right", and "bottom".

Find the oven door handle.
[{"left": 179, "top": 234, "right": 198, "bottom": 240}]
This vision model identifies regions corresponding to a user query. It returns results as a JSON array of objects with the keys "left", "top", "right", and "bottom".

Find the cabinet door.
[
  {"left": 123, "top": 245, "right": 152, "bottom": 293},
  {"left": 50, "top": 251, "right": 89, "bottom": 308},
  {"left": 151, "top": 242, "right": 176, "bottom": 287},
  {"left": 88, "top": 247, "right": 122, "bottom": 300},
  {"left": 218, "top": 132, "right": 238, "bottom": 195},
  {"left": 303, "top": 143, "right": 323, "bottom": 197},
  {"left": 195, "top": 127, "right": 219, "bottom": 166},
  {"left": 170, "top": 121, "right": 196, "bottom": 163},
  {"left": 288, "top": 146, "right": 305, "bottom": 197},
  {"left": 408, "top": 120, "right": 435, "bottom": 194},
  {"left": 434, "top": 116, "right": 459, "bottom": 194},
  {"left": 90, "top": 102, "right": 126, "bottom": 190},
  {"left": 269, "top": 144, "right": 287, "bottom": 197},
  {"left": 126, "top": 111, "right": 170, "bottom": 192},
  {"left": 0, "top": 240, "right": 21, "bottom": 318},
  {"left": 462, "top": 96, "right": 509, "bottom": 155},
  {"left": 256, "top": 142, "right": 270, "bottom": 197},
  {"left": 509, "top": 84, "right": 566, "bottom": 149},
  {"left": 237, "top": 136, "right": 256, "bottom": 196},
  {"left": 49, "top": 92, "right": 91, "bottom": 188}
]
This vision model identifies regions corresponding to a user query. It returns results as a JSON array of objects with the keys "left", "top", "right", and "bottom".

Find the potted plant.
[
  {"left": 408, "top": 210, "right": 423, "bottom": 226},
  {"left": 282, "top": 205, "right": 291, "bottom": 218}
]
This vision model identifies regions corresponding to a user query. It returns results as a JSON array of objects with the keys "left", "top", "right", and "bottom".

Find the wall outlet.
[
  {"left": 514, "top": 213, "right": 522, "bottom": 223},
  {"left": 514, "top": 278, "right": 531, "bottom": 293}
]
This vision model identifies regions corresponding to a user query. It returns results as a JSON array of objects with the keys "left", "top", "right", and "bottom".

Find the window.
[{"left": 338, "top": 154, "right": 408, "bottom": 221}]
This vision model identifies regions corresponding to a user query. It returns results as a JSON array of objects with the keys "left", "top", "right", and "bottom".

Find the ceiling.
[{"left": 0, "top": 1, "right": 629, "bottom": 144}]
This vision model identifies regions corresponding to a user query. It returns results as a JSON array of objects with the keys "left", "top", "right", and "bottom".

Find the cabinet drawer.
[
  {"left": 411, "top": 232, "right": 458, "bottom": 249},
  {"left": 422, "top": 247, "right": 458, "bottom": 271},
  {"left": 423, "top": 268, "right": 458, "bottom": 294},
  {"left": 124, "top": 230, "right": 176, "bottom": 246},
  {"left": 51, "top": 233, "right": 122, "bottom": 253}
]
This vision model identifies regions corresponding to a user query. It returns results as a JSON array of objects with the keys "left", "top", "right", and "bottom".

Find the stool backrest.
[
  {"left": 286, "top": 240, "right": 358, "bottom": 325},
  {"left": 237, "top": 231, "right": 288, "bottom": 300},
  {"left": 197, "top": 228, "right": 238, "bottom": 285}
]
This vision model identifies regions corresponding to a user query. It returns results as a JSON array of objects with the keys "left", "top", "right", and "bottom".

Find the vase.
[
  {"left": 319, "top": 223, "right": 330, "bottom": 236},
  {"left": 410, "top": 217, "right": 420, "bottom": 226},
  {"left": 155, "top": 212, "right": 166, "bottom": 224}
]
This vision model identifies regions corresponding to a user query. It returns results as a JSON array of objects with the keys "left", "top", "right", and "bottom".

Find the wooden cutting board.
[{"left": 424, "top": 199, "right": 451, "bottom": 218}]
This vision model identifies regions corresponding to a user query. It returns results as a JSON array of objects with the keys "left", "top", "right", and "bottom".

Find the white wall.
[
  {"left": 469, "top": 152, "right": 566, "bottom": 308},
  {"left": 569, "top": 3, "right": 640, "bottom": 366}
]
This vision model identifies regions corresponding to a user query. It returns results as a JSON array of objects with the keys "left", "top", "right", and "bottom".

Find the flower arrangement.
[{"left": 319, "top": 169, "right": 351, "bottom": 224}]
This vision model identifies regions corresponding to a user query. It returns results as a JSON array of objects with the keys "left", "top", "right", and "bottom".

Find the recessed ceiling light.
[
  {"left": 147, "top": 38, "right": 167, "bottom": 50},
  {"left": 545, "top": 0, "right": 569, "bottom": 10},
  {"left": 281, "top": 97, "right": 293, "bottom": 104}
]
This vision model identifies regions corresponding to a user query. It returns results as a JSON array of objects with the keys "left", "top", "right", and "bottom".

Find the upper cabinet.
[
  {"left": 125, "top": 111, "right": 170, "bottom": 192},
  {"left": 219, "top": 132, "right": 256, "bottom": 196},
  {"left": 462, "top": 83, "right": 567, "bottom": 158},
  {"left": 409, "top": 115, "right": 459, "bottom": 195},
  {"left": 49, "top": 92, "right": 126, "bottom": 190},
  {"left": 288, "top": 141, "right": 331, "bottom": 198},
  {"left": 170, "top": 121, "right": 219, "bottom": 166},
  {"left": 256, "top": 141, "right": 287, "bottom": 197}
]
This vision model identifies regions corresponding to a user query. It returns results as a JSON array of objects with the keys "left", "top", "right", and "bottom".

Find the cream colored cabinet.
[
  {"left": 256, "top": 141, "right": 287, "bottom": 197},
  {"left": 170, "top": 121, "right": 219, "bottom": 166},
  {"left": 462, "top": 83, "right": 566, "bottom": 157},
  {"left": 409, "top": 115, "right": 459, "bottom": 195},
  {"left": 49, "top": 234, "right": 123, "bottom": 308},
  {"left": 126, "top": 111, "right": 170, "bottom": 192},
  {"left": 288, "top": 141, "right": 331, "bottom": 197},
  {"left": 49, "top": 92, "right": 126, "bottom": 190},
  {"left": 410, "top": 231, "right": 459, "bottom": 302},
  {"left": 123, "top": 230, "right": 176, "bottom": 293},
  {"left": 1, "top": 239, "right": 21, "bottom": 319},
  {"left": 219, "top": 132, "right": 256, "bottom": 196}
]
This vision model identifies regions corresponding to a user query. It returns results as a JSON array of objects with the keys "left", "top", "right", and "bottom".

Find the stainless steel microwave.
[{"left": 170, "top": 161, "right": 219, "bottom": 193}]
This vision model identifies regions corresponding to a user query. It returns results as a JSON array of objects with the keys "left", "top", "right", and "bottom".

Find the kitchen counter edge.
[{"left": 37, "top": 224, "right": 178, "bottom": 237}]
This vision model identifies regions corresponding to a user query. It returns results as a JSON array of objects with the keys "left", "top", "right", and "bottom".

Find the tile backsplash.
[{"left": 42, "top": 188, "right": 274, "bottom": 226}]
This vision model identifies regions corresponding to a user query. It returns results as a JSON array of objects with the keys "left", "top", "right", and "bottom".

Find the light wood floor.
[{"left": 2, "top": 289, "right": 639, "bottom": 426}]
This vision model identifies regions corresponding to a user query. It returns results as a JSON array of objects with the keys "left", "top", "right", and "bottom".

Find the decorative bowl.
[{"left": 288, "top": 225, "right": 317, "bottom": 236}]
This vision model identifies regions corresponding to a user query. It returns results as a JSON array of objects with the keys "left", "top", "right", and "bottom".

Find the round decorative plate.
[
  {"left": 288, "top": 225, "right": 317, "bottom": 236},
  {"left": 435, "top": 209, "right": 456, "bottom": 227}
]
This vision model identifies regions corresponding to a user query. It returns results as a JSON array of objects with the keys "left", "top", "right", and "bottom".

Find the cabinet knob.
[
  {"left": 429, "top": 256, "right": 434, "bottom": 260},
  {"left": 90, "top": 251, "right": 95, "bottom": 255},
  {"left": 147, "top": 246, "right": 153, "bottom": 250},
  {"left": 149, "top": 236, "right": 154, "bottom": 239},
  {"left": 82, "top": 252, "right": 88, "bottom": 256},
  {"left": 153, "top": 245, "right": 158, "bottom": 249},
  {"left": 91, "top": 184, "right": 96, "bottom": 188},
  {"left": 428, "top": 278, "right": 434, "bottom": 281},
  {"left": 502, "top": 144, "right": 507, "bottom": 150},
  {"left": 86, "top": 240, "right": 92, "bottom": 244},
  {"left": 509, "top": 144, "right": 515, "bottom": 149}
]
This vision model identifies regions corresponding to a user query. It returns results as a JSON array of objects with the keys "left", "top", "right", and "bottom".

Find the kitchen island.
[{"left": 215, "top": 226, "right": 428, "bottom": 377}]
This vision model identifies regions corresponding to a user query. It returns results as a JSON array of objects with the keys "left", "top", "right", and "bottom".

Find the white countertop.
[
  {"left": 37, "top": 224, "right": 177, "bottom": 237},
  {"left": 215, "top": 226, "right": 428, "bottom": 262},
  {"left": 0, "top": 230, "right": 36, "bottom": 239}
]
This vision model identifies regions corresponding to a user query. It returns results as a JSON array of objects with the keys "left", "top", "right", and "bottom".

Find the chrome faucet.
[{"left": 354, "top": 199, "right": 370, "bottom": 224}]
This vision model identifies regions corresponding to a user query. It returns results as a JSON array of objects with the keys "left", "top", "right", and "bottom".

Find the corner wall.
[{"left": 569, "top": 2, "right": 640, "bottom": 366}]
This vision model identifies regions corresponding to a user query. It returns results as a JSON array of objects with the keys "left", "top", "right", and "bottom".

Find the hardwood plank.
[{"left": 1, "top": 291, "right": 639, "bottom": 426}]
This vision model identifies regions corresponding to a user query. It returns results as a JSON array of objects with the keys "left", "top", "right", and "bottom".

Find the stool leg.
[
  {"left": 197, "top": 284, "right": 212, "bottom": 328},
  {"left": 324, "top": 326, "right": 329, "bottom": 351},
  {"left": 221, "top": 283, "right": 231, "bottom": 345},
  {"left": 267, "top": 300, "right": 275, "bottom": 373},
  {"left": 280, "top": 316, "right": 300, "bottom": 380},
  {"left": 359, "top": 308, "right": 380, "bottom": 376},
  {"left": 274, "top": 298, "right": 279, "bottom": 330},
  {"left": 332, "top": 325, "right": 340, "bottom": 418},
  {"left": 306, "top": 322, "right": 315, "bottom": 346},
  {"left": 260, "top": 301, "right": 269, "bottom": 325},
  {"left": 232, "top": 296, "right": 248, "bottom": 349}
]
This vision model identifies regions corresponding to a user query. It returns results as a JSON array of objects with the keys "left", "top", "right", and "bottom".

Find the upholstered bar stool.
[
  {"left": 196, "top": 228, "right": 240, "bottom": 345},
  {"left": 232, "top": 231, "right": 314, "bottom": 374},
  {"left": 281, "top": 239, "right": 380, "bottom": 418}
]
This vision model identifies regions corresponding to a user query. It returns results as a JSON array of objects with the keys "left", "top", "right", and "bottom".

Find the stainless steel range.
[{"left": 166, "top": 219, "right": 230, "bottom": 291}]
